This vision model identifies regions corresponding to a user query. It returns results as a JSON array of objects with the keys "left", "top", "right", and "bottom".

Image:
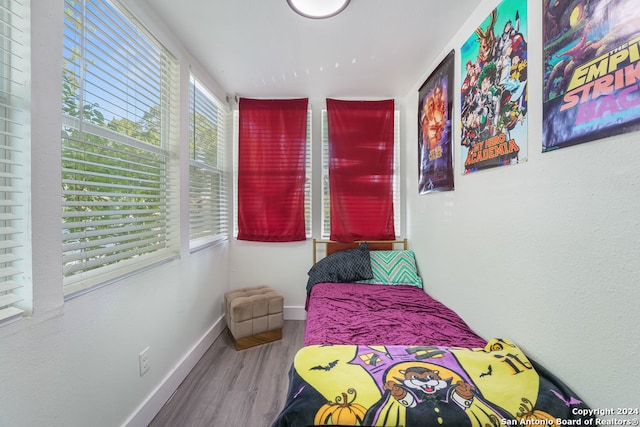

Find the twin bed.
[{"left": 271, "top": 240, "right": 592, "bottom": 427}]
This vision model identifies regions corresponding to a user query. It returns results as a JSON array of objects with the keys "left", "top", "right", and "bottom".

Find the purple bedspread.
[{"left": 304, "top": 282, "right": 486, "bottom": 348}]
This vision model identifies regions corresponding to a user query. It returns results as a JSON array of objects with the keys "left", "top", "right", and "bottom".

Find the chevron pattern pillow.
[{"left": 359, "top": 250, "right": 423, "bottom": 288}]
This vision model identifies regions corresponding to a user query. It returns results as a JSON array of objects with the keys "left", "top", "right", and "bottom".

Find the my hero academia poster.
[
  {"left": 460, "top": 0, "right": 528, "bottom": 174},
  {"left": 543, "top": 0, "right": 640, "bottom": 151},
  {"left": 418, "top": 50, "right": 454, "bottom": 194}
]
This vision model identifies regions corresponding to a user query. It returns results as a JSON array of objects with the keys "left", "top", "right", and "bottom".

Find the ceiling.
[{"left": 144, "top": 0, "right": 480, "bottom": 100}]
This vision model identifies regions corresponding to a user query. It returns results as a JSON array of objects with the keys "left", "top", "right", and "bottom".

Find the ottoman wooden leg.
[{"left": 229, "top": 328, "right": 283, "bottom": 351}]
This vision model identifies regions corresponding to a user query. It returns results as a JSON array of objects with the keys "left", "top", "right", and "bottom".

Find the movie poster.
[
  {"left": 460, "top": 0, "right": 528, "bottom": 174},
  {"left": 418, "top": 50, "right": 454, "bottom": 194},
  {"left": 543, "top": 0, "right": 640, "bottom": 151}
]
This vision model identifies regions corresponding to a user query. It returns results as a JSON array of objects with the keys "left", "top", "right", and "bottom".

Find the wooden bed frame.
[{"left": 312, "top": 238, "right": 407, "bottom": 264}]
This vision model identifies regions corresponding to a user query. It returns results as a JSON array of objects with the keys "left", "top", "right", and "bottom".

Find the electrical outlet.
[{"left": 139, "top": 347, "right": 150, "bottom": 376}]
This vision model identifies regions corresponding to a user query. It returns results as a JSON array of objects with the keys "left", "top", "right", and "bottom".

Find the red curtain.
[
  {"left": 327, "top": 99, "right": 395, "bottom": 242},
  {"left": 238, "top": 98, "right": 308, "bottom": 242}
]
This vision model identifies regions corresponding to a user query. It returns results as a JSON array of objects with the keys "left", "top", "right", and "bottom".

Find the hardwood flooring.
[{"left": 148, "top": 320, "right": 305, "bottom": 427}]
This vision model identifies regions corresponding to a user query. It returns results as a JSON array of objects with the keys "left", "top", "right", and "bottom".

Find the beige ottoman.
[{"left": 224, "top": 286, "right": 284, "bottom": 350}]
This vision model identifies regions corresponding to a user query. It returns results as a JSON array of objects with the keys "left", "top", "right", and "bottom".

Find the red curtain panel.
[
  {"left": 238, "top": 98, "right": 308, "bottom": 242},
  {"left": 326, "top": 99, "right": 395, "bottom": 242}
]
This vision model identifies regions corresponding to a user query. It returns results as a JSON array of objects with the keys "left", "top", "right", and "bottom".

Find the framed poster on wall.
[
  {"left": 460, "top": 0, "right": 528, "bottom": 174},
  {"left": 543, "top": 0, "right": 640, "bottom": 152},
  {"left": 418, "top": 50, "right": 455, "bottom": 194}
]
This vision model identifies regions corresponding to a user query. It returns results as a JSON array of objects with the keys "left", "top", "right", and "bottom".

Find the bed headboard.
[{"left": 312, "top": 238, "right": 407, "bottom": 264}]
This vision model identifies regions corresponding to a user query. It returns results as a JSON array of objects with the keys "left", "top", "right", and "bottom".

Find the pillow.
[
  {"left": 306, "top": 243, "right": 373, "bottom": 294},
  {"left": 358, "top": 250, "right": 423, "bottom": 288}
]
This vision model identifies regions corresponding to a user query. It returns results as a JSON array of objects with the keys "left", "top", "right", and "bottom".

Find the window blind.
[
  {"left": 0, "top": 0, "right": 27, "bottom": 324},
  {"left": 304, "top": 111, "right": 312, "bottom": 238},
  {"left": 321, "top": 109, "right": 401, "bottom": 239},
  {"left": 62, "top": 0, "right": 179, "bottom": 295},
  {"left": 189, "top": 76, "right": 229, "bottom": 247}
]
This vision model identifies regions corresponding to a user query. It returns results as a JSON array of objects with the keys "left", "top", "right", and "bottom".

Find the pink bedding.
[{"left": 304, "top": 282, "right": 486, "bottom": 348}]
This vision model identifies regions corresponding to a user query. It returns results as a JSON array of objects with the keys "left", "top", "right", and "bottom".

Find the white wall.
[
  {"left": 0, "top": 248, "right": 229, "bottom": 427},
  {"left": 0, "top": 1, "right": 231, "bottom": 426},
  {"left": 230, "top": 239, "right": 311, "bottom": 318},
  {"left": 403, "top": 0, "right": 640, "bottom": 410}
]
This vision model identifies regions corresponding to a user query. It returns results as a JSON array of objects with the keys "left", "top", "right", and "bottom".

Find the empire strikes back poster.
[
  {"left": 460, "top": 0, "right": 528, "bottom": 174},
  {"left": 543, "top": 0, "right": 640, "bottom": 151}
]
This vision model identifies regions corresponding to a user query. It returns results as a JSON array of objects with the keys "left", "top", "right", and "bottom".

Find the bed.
[{"left": 271, "top": 240, "right": 593, "bottom": 427}]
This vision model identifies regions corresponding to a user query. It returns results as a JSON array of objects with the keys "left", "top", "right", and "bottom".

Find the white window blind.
[
  {"left": 189, "top": 76, "right": 229, "bottom": 248},
  {"left": 321, "top": 110, "right": 401, "bottom": 239},
  {"left": 0, "top": 0, "right": 27, "bottom": 324},
  {"left": 233, "top": 109, "right": 312, "bottom": 238},
  {"left": 62, "top": 0, "right": 179, "bottom": 296},
  {"left": 305, "top": 112, "right": 312, "bottom": 238}
]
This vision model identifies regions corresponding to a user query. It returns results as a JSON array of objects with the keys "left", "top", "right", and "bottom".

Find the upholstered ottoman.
[{"left": 224, "top": 286, "right": 283, "bottom": 350}]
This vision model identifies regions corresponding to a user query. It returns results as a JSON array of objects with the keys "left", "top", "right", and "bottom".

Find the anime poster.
[
  {"left": 418, "top": 50, "right": 454, "bottom": 194},
  {"left": 460, "top": 0, "right": 528, "bottom": 174},
  {"left": 543, "top": 0, "right": 640, "bottom": 151}
]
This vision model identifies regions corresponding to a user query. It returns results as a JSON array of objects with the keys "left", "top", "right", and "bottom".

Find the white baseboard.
[
  {"left": 124, "top": 308, "right": 304, "bottom": 426},
  {"left": 122, "top": 316, "right": 226, "bottom": 427},
  {"left": 284, "top": 305, "right": 306, "bottom": 320}
]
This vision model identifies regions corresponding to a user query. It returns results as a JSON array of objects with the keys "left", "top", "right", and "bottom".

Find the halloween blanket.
[{"left": 271, "top": 339, "right": 592, "bottom": 427}]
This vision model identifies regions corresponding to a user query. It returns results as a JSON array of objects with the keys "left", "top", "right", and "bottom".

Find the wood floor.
[{"left": 148, "top": 320, "right": 305, "bottom": 427}]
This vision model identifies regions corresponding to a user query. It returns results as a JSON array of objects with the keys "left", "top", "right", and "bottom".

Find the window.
[
  {"left": 62, "top": 0, "right": 179, "bottom": 296},
  {"left": 189, "top": 76, "right": 229, "bottom": 248},
  {"left": 233, "top": 108, "right": 312, "bottom": 239},
  {"left": 321, "top": 109, "right": 400, "bottom": 239},
  {"left": 0, "top": 0, "right": 28, "bottom": 324}
]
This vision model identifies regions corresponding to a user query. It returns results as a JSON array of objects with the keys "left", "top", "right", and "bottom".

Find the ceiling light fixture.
[{"left": 287, "top": 0, "right": 351, "bottom": 19}]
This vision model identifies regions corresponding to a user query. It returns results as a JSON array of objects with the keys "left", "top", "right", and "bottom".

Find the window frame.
[
  {"left": 0, "top": 0, "right": 29, "bottom": 324},
  {"left": 61, "top": 0, "right": 180, "bottom": 297},
  {"left": 188, "top": 75, "right": 229, "bottom": 249}
]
